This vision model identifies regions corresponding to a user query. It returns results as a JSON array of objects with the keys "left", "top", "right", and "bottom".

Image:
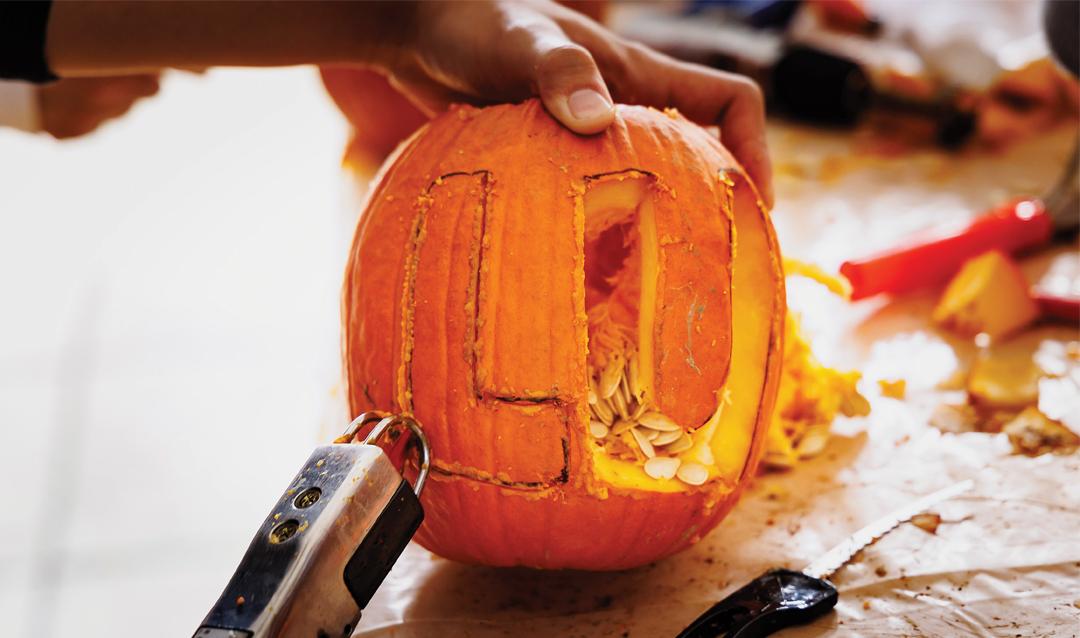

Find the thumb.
[{"left": 532, "top": 41, "right": 615, "bottom": 135}]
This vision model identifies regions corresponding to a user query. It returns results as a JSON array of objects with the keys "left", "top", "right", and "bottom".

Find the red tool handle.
[
  {"left": 840, "top": 198, "right": 1055, "bottom": 300},
  {"left": 1034, "top": 292, "right": 1080, "bottom": 323}
]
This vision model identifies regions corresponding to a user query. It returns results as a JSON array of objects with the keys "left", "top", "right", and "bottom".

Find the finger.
[
  {"left": 519, "top": 4, "right": 616, "bottom": 133},
  {"left": 97, "top": 74, "right": 161, "bottom": 101},
  {"left": 128, "top": 73, "right": 161, "bottom": 97},
  {"left": 388, "top": 66, "right": 473, "bottom": 117},
  {"left": 435, "top": 4, "right": 615, "bottom": 133},
  {"left": 706, "top": 76, "right": 773, "bottom": 210},
  {"left": 406, "top": 3, "right": 612, "bottom": 134},
  {"left": 533, "top": 40, "right": 615, "bottom": 135},
  {"left": 46, "top": 116, "right": 97, "bottom": 139},
  {"left": 549, "top": 13, "right": 773, "bottom": 205},
  {"left": 633, "top": 55, "right": 773, "bottom": 208},
  {"left": 86, "top": 96, "right": 142, "bottom": 126}
]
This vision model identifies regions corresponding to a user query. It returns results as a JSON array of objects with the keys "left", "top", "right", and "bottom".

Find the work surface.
[
  {"left": 355, "top": 126, "right": 1080, "bottom": 636},
  {"left": 0, "top": 68, "right": 1076, "bottom": 638}
]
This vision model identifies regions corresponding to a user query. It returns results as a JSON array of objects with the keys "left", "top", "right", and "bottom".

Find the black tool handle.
[{"left": 676, "top": 569, "right": 838, "bottom": 638}]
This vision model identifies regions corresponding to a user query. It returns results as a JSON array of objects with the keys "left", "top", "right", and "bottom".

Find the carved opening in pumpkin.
[
  {"left": 583, "top": 172, "right": 714, "bottom": 485},
  {"left": 580, "top": 170, "right": 777, "bottom": 494},
  {"left": 583, "top": 176, "right": 647, "bottom": 387}
]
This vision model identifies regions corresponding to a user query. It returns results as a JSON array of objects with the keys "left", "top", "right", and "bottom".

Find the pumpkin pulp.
[{"left": 581, "top": 172, "right": 779, "bottom": 494}]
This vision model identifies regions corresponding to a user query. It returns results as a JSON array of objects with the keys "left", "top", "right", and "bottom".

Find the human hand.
[
  {"left": 37, "top": 74, "right": 160, "bottom": 139},
  {"left": 386, "top": 1, "right": 772, "bottom": 207},
  {"left": 42, "top": 1, "right": 770, "bottom": 204}
]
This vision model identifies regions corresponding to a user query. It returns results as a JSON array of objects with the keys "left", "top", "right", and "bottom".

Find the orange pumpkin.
[{"left": 342, "top": 99, "right": 785, "bottom": 570}]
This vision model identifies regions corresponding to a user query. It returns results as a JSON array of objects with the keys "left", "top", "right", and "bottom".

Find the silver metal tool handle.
[{"left": 194, "top": 414, "right": 429, "bottom": 638}]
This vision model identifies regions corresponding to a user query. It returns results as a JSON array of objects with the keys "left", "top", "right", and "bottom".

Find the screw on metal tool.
[{"left": 193, "top": 412, "right": 429, "bottom": 638}]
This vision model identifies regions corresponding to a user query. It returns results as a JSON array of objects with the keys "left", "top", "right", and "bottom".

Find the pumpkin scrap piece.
[
  {"left": 929, "top": 402, "right": 981, "bottom": 434},
  {"left": 910, "top": 512, "right": 942, "bottom": 534},
  {"left": 1002, "top": 406, "right": 1080, "bottom": 457},
  {"left": 764, "top": 265, "right": 870, "bottom": 470},
  {"left": 763, "top": 314, "right": 869, "bottom": 468},
  {"left": 932, "top": 250, "right": 1038, "bottom": 340},
  {"left": 878, "top": 378, "right": 907, "bottom": 399},
  {"left": 967, "top": 331, "right": 1046, "bottom": 410},
  {"left": 783, "top": 257, "right": 852, "bottom": 299}
]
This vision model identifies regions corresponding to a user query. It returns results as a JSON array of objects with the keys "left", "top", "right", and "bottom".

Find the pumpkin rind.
[{"left": 343, "top": 99, "right": 785, "bottom": 570}]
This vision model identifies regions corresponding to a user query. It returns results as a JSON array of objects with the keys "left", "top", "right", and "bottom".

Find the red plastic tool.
[
  {"left": 840, "top": 198, "right": 1054, "bottom": 300},
  {"left": 1034, "top": 291, "right": 1080, "bottom": 323},
  {"left": 840, "top": 148, "right": 1079, "bottom": 303}
]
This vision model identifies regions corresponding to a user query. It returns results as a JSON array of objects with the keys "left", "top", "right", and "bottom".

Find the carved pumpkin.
[{"left": 343, "top": 99, "right": 785, "bottom": 570}]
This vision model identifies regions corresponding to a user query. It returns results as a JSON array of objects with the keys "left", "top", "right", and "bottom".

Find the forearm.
[{"left": 46, "top": 1, "right": 415, "bottom": 76}]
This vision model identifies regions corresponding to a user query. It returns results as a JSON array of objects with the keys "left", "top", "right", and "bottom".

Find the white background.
[{"left": 0, "top": 67, "right": 356, "bottom": 637}]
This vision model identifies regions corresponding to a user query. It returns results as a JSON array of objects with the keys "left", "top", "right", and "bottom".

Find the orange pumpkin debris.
[
  {"left": 932, "top": 250, "right": 1038, "bottom": 340},
  {"left": 342, "top": 99, "right": 785, "bottom": 570}
]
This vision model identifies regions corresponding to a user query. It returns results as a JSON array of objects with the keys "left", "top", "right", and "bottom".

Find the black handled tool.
[
  {"left": 193, "top": 413, "right": 429, "bottom": 638},
  {"left": 677, "top": 480, "right": 973, "bottom": 638}
]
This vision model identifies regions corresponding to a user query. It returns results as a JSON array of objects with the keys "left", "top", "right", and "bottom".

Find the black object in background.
[
  {"left": 769, "top": 46, "right": 975, "bottom": 147},
  {"left": 772, "top": 46, "right": 871, "bottom": 125},
  {"left": 1044, "top": 0, "right": 1079, "bottom": 78}
]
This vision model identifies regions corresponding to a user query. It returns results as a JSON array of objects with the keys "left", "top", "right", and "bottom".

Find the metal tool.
[
  {"left": 676, "top": 479, "right": 974, "bottom": 638},
  {"left": 193, "top": 412, "right": 429, "bottom": 638}
]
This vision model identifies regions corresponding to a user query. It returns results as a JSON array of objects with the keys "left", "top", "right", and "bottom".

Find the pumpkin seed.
[
  {"left": 630, "top": 427, "right": 656, "bottom": 458},
  {"left": 643, "top": 456, "right": 681, "bottom": 480},
  {"left": 651, "top": 429, "right": 683, "bottom": 446},
  {"left": 610, "top": 418, "right": 635, "bottom": 435},
  {"left": 676, "top": 462, "right": 708, "bottom": 486},
  {"left": 628, "top": 353, "right": 643, "bottom": 400},
  {"left": 637, "top": 411, "right": 681, "bottom": 432},
  {"left": 795, "top": 426, "right": 829, "bottom": 458},
  {"left": 620, "top": 374, "right": 633, "bottom": 408},
  {"left": 611, "top": 387, "right": 630, "bottom": 420},
  {"left": 589, "top": 347, "right": 710, "bottom": 481},
  {"left": 589, "top": 421, "right": 610, "bottom": 439},
  {"left": 840, "top": 390, "right": 871, "bottom": 417},
  {"left": 591, "top": 399, "right": 614, "bottom": 425},
  {"left": 664, "top": 433, "right": 694, "bottom": 454},
  {"left": 599, "top": 354, "right": 624, "bottom": 399}
]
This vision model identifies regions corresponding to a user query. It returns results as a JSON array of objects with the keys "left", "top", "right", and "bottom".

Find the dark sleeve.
[{"left": 0, "top": 0, "right": 58, "bottom": 83}]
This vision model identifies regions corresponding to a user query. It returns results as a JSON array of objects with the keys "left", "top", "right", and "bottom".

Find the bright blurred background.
[{"left": 0, "top": 67, "right": 355, "bottom": 636}]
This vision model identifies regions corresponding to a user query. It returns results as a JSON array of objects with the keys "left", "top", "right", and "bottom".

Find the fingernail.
[{"left": 568, "top": 89, "right": 612, "bottom": 121}]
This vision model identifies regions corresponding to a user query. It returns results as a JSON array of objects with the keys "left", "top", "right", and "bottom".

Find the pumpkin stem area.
[{"left": 582, "top": 174, "right": 710, "bottom": 487}]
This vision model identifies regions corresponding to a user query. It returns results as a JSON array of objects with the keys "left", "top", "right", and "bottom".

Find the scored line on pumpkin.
[{"left": 403, "top": 170, "right": 571, "bottom": 489}]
